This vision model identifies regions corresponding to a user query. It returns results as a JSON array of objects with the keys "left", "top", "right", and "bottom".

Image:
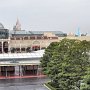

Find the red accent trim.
[{"left": 0, "top": 75, "right": 47, "bottom": 79}]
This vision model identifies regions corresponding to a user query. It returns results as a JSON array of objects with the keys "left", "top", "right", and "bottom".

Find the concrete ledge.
[
  {"left": 44, "top": 84, "right": 51, "bottom": 90},
  {"left": 0, "top": 75, "right": 47, "bottom": 79}
]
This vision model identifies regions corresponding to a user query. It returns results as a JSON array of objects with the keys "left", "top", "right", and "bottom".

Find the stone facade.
[{"left": 0, "top": 35, "right": 90, "bottom": 53}]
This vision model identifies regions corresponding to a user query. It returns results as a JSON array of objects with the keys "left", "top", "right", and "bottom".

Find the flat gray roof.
[{"left": 0, "top": 50, "right": 44, "bottom": 61}]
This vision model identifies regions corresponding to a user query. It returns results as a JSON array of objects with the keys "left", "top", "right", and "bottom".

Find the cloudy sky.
[{"left": 0, "top": 0, "right": 90, "bottom": 35}]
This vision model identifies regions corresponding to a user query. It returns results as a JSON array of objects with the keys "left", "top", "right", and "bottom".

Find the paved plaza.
[{"left": 0, "top": 77, "right": 49, "bottom": 90}]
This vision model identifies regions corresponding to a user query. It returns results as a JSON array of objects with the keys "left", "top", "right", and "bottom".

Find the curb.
[
  {"left": 44, "top": 84, "right": 51, "bottom": 90},
  {"left": 0, "top": 75, "right": 47, "bottom": 79}
]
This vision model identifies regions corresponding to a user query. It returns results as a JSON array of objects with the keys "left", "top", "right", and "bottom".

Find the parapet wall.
[{"left": 58, "top": 36, "right": 90, "bottom": 41}]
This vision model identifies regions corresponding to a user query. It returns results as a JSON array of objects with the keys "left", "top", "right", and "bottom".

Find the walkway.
[{"left": 0, "top": 77, "right": 49, "bottom": 90}]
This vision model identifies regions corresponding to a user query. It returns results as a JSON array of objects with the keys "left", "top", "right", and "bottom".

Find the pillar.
[
  {"left": 19, "top": 65, "right": 22, "bottom": 76},
  {"left": 31, "top": 46, "right": 32, "bottom": 51},
  {"left": 37, "top": 65, "right": 42, "bottom": 75},
  {"left": 8, "top": 41, "right": 10, "bottom": 53},
  {"left": 5, "top": 66, "right": 7, "bottom": 77},
  {"left": 15, "top": 37, "right": 16, "bottom": 53},
  {"left": 20, "top": 44, "right": 21, "bottom": 53},
  {"left": 15, "top": 66, "right": 19, "bottom": 76},
  {"left": 37, "top": 65, "right": 40, "bottom": 76},
  {"left": 19, "top": 66, "right": 20, "bottom": 76},
  {"left": 20, "top": 38, "right": 21, "bottom": 53}
]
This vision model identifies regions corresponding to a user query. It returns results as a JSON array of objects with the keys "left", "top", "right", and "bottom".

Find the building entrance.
[
  {"left": 0, "top": 65, "right": 40, "bottom": 77},
  {"left": 22, "top": 65, "right": 38, "bottom": 75},
  {"left": 32, "top": 46, "right": 40, "bottom": 51},
  {"left": 0, "top": 66, "right": 15, "bottom": 76},
  {"left": 32, "top": 41, "right": 40, "bottom": 51}
]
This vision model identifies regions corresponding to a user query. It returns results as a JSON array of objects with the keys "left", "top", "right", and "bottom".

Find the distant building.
[
  {"left": 0, "top": 23, "right": 9, "bottom": 39},
  {"left": 0, "top": 19, "right": 67, "bottom": 53}
]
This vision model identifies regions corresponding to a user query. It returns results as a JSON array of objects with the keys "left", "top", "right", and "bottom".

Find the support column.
[
  {"left": 31, "top": 46, "right": 32, "bottom": 51},
  {"left": 15, "top": 66, "right": 19, "bottom": 76},
  {"left": 20, "top": 44, "right": 21, "bottom": 53},
  {"left": 19, "top": 65, "right": 22, "bottom": 76},
  {"left": 15, "top": 38, "right": 16, "bottom": 53},
  {"left": 37, "top": 65, "right": 39, "bottom": 76},
  {"left": 19, "top": 66, "right": 20, "bottom": 76},
  {"left": 37, "top": 65, "right": 42, "bottom": 76},
  {"left": 5, "top": 66, "right": 7, "bottom": 77},
  {"left": 33, "top": 65, "right": 34, "bottom": 75},
  {"left": 8, "top": 41, "right": 10, "bottom": 53},
  {"left": 20, "top": 39, "right": 21, "bottom": 53}
]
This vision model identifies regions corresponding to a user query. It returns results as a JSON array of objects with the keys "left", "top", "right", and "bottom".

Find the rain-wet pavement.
[{"left": 0, "top": 77, "right": 49, "bottom": 90}]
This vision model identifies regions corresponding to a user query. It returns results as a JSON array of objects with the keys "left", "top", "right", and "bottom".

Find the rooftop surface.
[{"left": 0, "top": 50, "right": 44, "bottom": 60}]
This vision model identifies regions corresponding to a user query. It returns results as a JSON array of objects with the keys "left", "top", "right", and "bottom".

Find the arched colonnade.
[{"left": 0, "top": 40, "right": 45, "bottom": 53}]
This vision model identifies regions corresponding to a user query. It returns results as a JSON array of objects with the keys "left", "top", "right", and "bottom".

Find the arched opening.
[
  {"left": 21, "top": 48, "right": 25, "bottom": 52},
  {"left": 0, "top": 42, "right": 2, "bottom": 53},
  {"left": 3, "top": 42, "right": 8, "bottom": 53},
  {"left": 11, "top": 47, "right": 16, "bottom": 53},
  {"left": 16, "top": 48, "right": 20, "bottom": 53},
  {"left": 32, "top": 41, "right": 40, "bottom": 51},
  {"left": 32, "top": 46, "right": 40, "bottom": 51},
  {"left": 26, "top": 47, "right": 31, "bottom": 52}
]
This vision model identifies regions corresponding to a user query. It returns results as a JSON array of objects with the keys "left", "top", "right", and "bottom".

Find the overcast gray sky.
[{"left": 0, "top": 0, "right": 90, "bottom": 34}]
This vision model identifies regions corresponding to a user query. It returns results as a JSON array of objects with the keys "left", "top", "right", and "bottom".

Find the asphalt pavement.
[{"left": 0, "top": 77, "right": 49, "bottom": 90}]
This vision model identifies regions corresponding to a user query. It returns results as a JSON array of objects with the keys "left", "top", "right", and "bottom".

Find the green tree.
[
  {"left": 40, "top": 42, "right": 59, "bottom": 74},
  {"left": 41, "top": 39, "right": 90, "bottom": 90},
  {"left": 80, "top": 68, "right": 90, "bottom": 90}
]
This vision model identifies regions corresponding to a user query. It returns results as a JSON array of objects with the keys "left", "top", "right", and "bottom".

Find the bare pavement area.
[{"left": 0, "top": 77, "right": 49, "bottom": 90}]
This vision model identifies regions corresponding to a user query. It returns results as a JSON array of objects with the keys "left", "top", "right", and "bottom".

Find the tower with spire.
[
  {"left": 75, "top": 27, "right": 81, "bottom": 36},
  {"left": 13, "top": 18, "right": 21, "bottom": 31}
]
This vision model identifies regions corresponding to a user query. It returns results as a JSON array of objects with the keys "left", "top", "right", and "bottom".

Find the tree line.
[{"left": 41, "top": 39, "right": 90, "bottom": 90}]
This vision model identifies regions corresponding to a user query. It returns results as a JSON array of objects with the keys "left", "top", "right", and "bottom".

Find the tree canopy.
[{"left": 40, "top": 39, "right": 90, "bottom": 90}]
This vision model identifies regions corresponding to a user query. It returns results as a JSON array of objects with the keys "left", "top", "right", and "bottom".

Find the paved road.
[{"left": 0, "top": 77, "right": 49, "bottom": 90}]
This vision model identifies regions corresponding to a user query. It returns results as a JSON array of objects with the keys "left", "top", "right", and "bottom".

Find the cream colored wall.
[
  {"left": 65, "top": 36, "right": 90, "bottom": 41},
  {"left": 58, "top": 36, "right": 90, "bottom": 41},
  {"left": 1, "top": 36, "right": 90, "bottom": 51},
  {"left": 10, "top": 39, "right": 59, "bottom": 49},
  {"left": 43, "top": 32, "right": 55, "bottom": 37}
]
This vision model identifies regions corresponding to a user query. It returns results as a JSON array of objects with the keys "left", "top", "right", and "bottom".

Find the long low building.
[{"left": 0, "top": 50, "right": 44, "bottom": 77}]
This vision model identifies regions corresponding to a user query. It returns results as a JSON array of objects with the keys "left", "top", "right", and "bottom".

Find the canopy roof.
[{"left": 0, "top": 50, "right": 45, "bottom": 61}]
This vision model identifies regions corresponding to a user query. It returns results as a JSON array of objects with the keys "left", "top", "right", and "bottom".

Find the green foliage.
[
  {"left": 41, "top": 39, "right": 90, "bottom": 90},
  {"left": 40, "top": 42, "right": 59, "bottom": 74},
  {"left": 80, "top": 69, "right": 90, "bottom": 90}
]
